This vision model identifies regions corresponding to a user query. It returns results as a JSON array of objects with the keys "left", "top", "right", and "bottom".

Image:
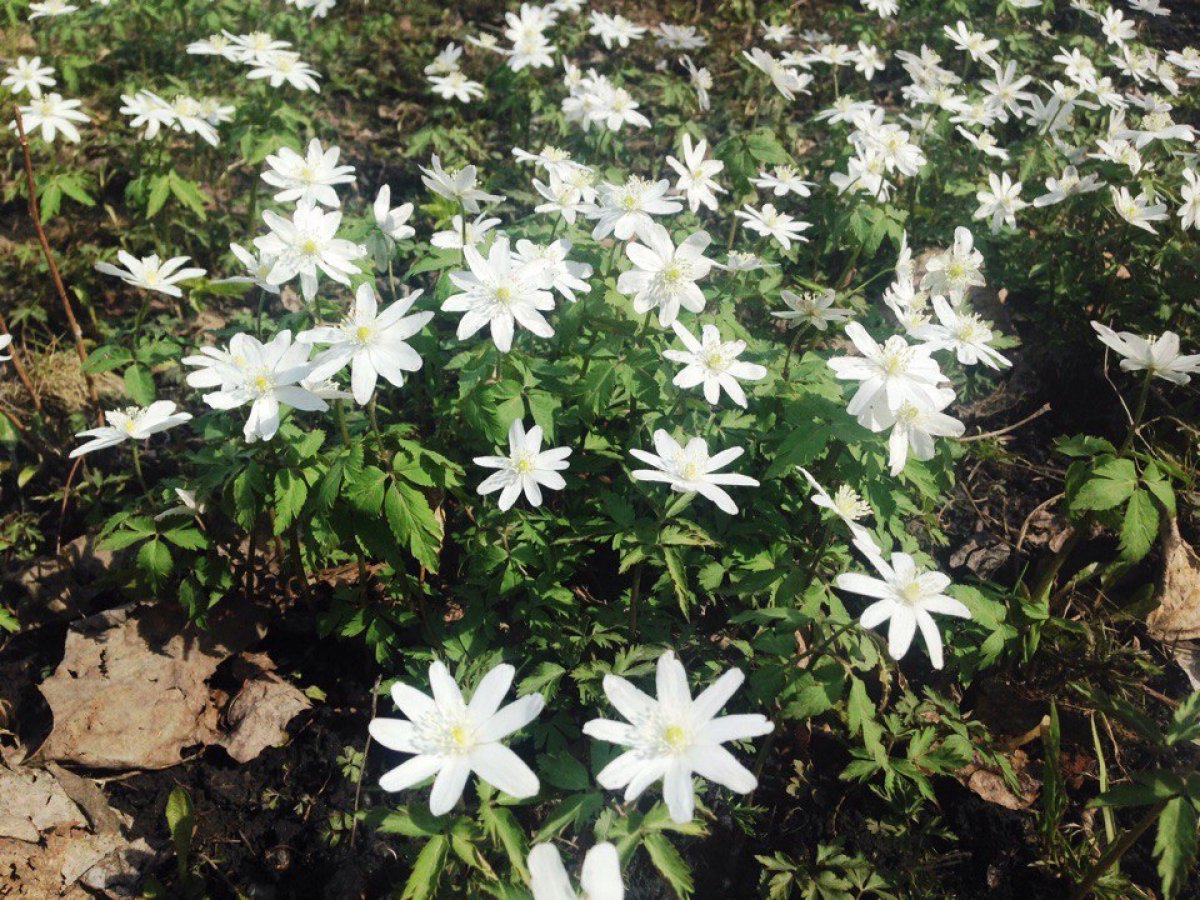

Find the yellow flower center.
[
  {"left": 662, "top": 724, "right": 688, "bottom": 751},
  {"left": 355, "top": 324, "right": 372, "bottom": 342},
  {"left": 300, "top": 238, "right": 319, "bottom": 255}
]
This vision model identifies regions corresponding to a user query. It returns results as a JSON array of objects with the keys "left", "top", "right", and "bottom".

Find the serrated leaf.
[
  {"left": 1155, "top": 797, "right": 1198, "bottom": 899},
  {"left": 401, "top": 835, "right": 448, "bottom": 900},
  {"left": 1071, "top": 457, "right": 1137, "bottom": 512},
  {"left": 123, "top": 364, "right": 156, "bottom": 406},
  {"left": 643, "top": 832, "right": 694, "bottom": 898},
  {"left": 1120, "top": 489, "right": 1158, "bottom": 562}
]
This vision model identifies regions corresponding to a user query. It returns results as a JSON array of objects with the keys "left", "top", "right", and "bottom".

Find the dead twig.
[
  {"left": 959, "top": 402, "right": 1051, "bottom": 443},
  {"left": 13, "top": 105, "right": 102, "bottom": 426},
  {"left": 349, "top": 674, "right": 382, "bottom": 848},
  {"left": 0, "top": 309, "right": 41, "bottom": 412}
]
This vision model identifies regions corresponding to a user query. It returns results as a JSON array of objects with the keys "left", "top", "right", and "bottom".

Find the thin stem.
[
  {"left": 0, "top": 310, "right": 41, "bottom": 411},
  {"left": 629, "top": 563, "right": 644, "bottom": 638},
  {"left": 130, "top": 443, "right": 151, "bottom": 497},
  {"left": 1069, "top": 799, "right": 1169, "bottom": 900},
  {"left": 13, "top": 105, "right": 101, "bottom": 425}
]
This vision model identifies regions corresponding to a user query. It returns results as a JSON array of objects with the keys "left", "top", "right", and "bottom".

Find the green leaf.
[
  {"left": 384, "top": 481, "right": 443, "bottom": 572},
  {"left": 137, "top": 539, "right": 173, "bottom": 586},
  {"left": 165, "top": 786, "right": 194, "bottom": 879},
  {"left": 1155, "top": 797, "right": 1198, "bottom": 899},
  {"left": 1143, "top": 462, "right": 1177, "bottom": 517},
  {"left": 643, "top": 832, "right": 694, "bottom": 898},
  {"left": 168, "top": 171, "right": 209, "bottom": 220},
  {"left": 346, "top": 465, "right": 388, "bottom": 515},
  {"left": 1167, "top": 692, "right": 1200, "bottom": 746},
  {"left": 123, "top": 364, "right": 156, "bottom": 406},
  {"left": 273, "top": 469, "right": 309, "bottom": 534},
  {"left": 1071, "top": 457, "right": 1137, "bottom": 512},
  {"left": 1120, "top": 489, "right": 1158, "bottom": 562},
  {"left": 479, "top": 804, "right": 529, "bottom": 881},
  {"left": 147, "top": 174, "right": 171, "bottom": 218},
  {"left": 163, "top": 527, "right": 206, "bottom": 551},
  {"left": 401, "top": 835, "right": 448, "bottom": 900}
]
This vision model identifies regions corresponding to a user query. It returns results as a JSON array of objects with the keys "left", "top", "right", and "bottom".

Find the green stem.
[{"left": 1069, "top": 799, "right": 1169, "bottom": 900}]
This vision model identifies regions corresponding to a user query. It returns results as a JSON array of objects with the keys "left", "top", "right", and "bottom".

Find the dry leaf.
[
  {"left": 219, "top": 653, "right": 312, "bottom": 763},
  {"left": 1146, "top": 518, "right": 1200, "bottom": 643},
  {"left": 0, "top": 764, "right": 85, "bottom": 843}
]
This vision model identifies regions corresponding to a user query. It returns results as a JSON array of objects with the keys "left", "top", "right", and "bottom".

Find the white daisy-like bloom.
[
  {"left": 588, "top": 11, "right": 646, "bottom": 48},
  {"left": 373, "top": 185, "right": 416, "bottom": 241},
  {"left": 734, "top": 203, "right": 812, "bottom": 250},
  {"left": 185, "top": 330, "right": 326, "bottom": 443},
  {"left": 227, "top": 31, "right": 294, "bottom": 65},
  {"left": 665, "top": 134, "right": 725, "bottom": 214},
  {"left": 878, "top": 395, "right": 965, "bottom": 475},
  {"left": 826, "top": 323, "right": 953, "bottom": 428},
  {"left": 474, "top": 418, "right": 572, "bottom": 511},
  {"left": 944, "top": 21, "right": 999, "bottom": 66},
  {"left": 218, "top": 243, "right": 281, "bottom": 295},
  {"left": 1032, "top": 165, "right": 1104, "bottom": 207},
  {"left": 956, "top": 127, "right": 1009, "bottom": 161},
  {"left": 368, "top": 661, "right": 544, "bottom": 816},
  {"left": 836, "top": 541, "right": 971, "bottom": 669},
  {"left": 920, "top": 227, "right": 985, "bottom": 304},
  {"left": 1110, "top": 186, "right": 1168, "bottom": 234},
  {"left": 629, "top": 431, "right": 759, "bottom": 515},
  {"left": 298, "top": 283, "right": 432, "bottom": 405},
  {"left": 663, "top": 321, "right": 767, "bottom": 408},
  {"left": 681, "top": 56, "right": 712, "bottom": 112},
  {"left": 419, "top": 155, "right": 505, "bottom": 213},
  {"left": 796, "top": 466, "right": 873, "bottom": 534},
  {"left": 514, "top": 238, "right": 593, "bottom": 304},
  {"left": 430, "top": 214, "right": 501, "bottom": 251},
  {"left": 95, "top": 252, "right": 206, "bottom": 298},
  {"left": 119, "top": 90, "right": 176, "bottom": 140},
  {"left": 717, "top": 251, "right": 774, "bottom": 273},
  {"left": 245, "top": 51, "right": 322, "bottom": 92},
  {"left": 750, "top": 165, "right": 813, "bottom": 198},
  {"left": 441, "top": 236, "right": 556, "bottom": 353},
  {"left": 583, "top": 650, "right": 773, "bottom": 824},
  {"left": 69, "top": 402, "right": 193, "bottom": 458},
  {"left": 28, "top": 0, "right": 78, "bottom": 18},
  {"left": 528, "top": 842, "right": 623, "bottom": 900},
  {"left": 743, "top": 48, "right": 813, "bottom": 101},
  {"left": 1091, "top": 322, "right": 1200, "bottom": 386},
  {"left": 11, "top": 93, "right": 89, "bottom": 143},
  {"left": 261, "top": 138, "right": 356, "bottom": 208},
  {"left": 186, "top": 33, "right": 242, "bottom": 60},
  {"left": 913, "top": 297, "right": 1010, "bottom": 370},
  {"left": 761, "top": 22, "right": 793, "bottom": 43},
  {"left": 255, "top": 201, "right": 366, "bottom": 302},
  {"left": 429, "top": 70, "right": 486, "bottom": 103},
  {"left": 532, "top": 173, "right": 590, "bottom": 225},
  {"left": 3, "top": 56, "right": 56, "bottom": 97},
  {"left": 424, "top": 42, "right": 463, "bottom": 76},
  {"left": 772, "top": 289, "right": 852, "bottom": 331},
  {"left": 1179, "top": 169, "right": 1200, "bottom": 232},
  {"left": 974, "top": 171, "right": 1027, "bottom": 233},
  {"left": 584, "top": 177, "right": 682, "bottom": 242},
  {"left": 616, "top": 223, "right": 714, "bottom": 327},
  {"left": 0, "top": 334, "right": 12, "bottom": 362},
  {"left": 655, "top": 23, "right": 706, "bottom": 51}
]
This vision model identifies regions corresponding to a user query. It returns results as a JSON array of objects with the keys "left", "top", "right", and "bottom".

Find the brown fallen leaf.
[
  {"left": 1146, "top": 518, "right": 1200, "bottom": 643},
  {"left": 35, "top": 600, "right": 264, "bottom": 770},
  {"left": 5, "top": 534, "right": 125, "bottom": 628},
  {"left": 0, "top": 763, "right": 86, "bottom": 843},
  {"left": 958, "top": 747, "right": 1041, "bottom": 811},
  {"left": 219, "top": 652, "right": 312, "bottom": 764}
]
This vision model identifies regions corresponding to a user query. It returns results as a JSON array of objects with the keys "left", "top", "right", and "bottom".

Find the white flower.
[
  {"left": 119, "top": 90, "right": 176, "bottom": 140},
  {"left": 429, "top": 70, "right": 486, "bottom": 102},
  {"left": 186, "top": 331, "right": 327, "bottom": 443},
  {"left": 368, "top": 661, "right": 544, "bottom": 816},
  {"left": 743, "top": 48, "right": 812, "bottom": 101},
  {"left": 920, "top": 227, "right": 985, "bottom": 303},
  {"left": 1110, "top": 186, "right": 1168, "bottom": 234},
  {"left": 664, "top": 322, "right": 766, "bottom": 408},
  {"left": 442, "top": 236, "right": 555, "bottom": 352},
  {"left": 514, "top": 239, "right": 593, "bottom": 303},
  {"left": 475, "top": 419, "right": 572, "bottom": 511},
  {"left": 717, "top": 251, "right": 774, "bottom": 273},
  {"left": 772, "top": 289, "right": 852, "bottom": 331},
  {"left": 837, "top": 545, "right": 971, "bottom": 669},
  {"left": 261, "top": 138, "right": 355, "bottom": 208},
  {"left": 974, "top": 172, "right": 1027, "bottom": 233},
  {"left": 589, "top": 11, "right": 646, "bottom": 48},
  {"left": 95, "top": 252, "right": 206, "bottom": 298},
  {"left": 3, "top": 56, "right": 55, "bottom": 98},
  {"left": 913, "top": 297, "right": 1010, "bottom": 369},
  {"left": 681, "top": 56, "right": 712, "bottom": 112},
  {"left": 218, "top": 243, "right": 280, "bottom": 295},
  {"left": 298, "top": 284, "right": 432, "bottom": 405},
  {"left": 1032, "top": 165, "right": 1104, "bottom": 207},
  {"left": 431, "top": 214, "right": 501, "bottom": 251},
  {"left": 528, "top": 843, "right": 623, "bottom": 900},
  {"left": 616, "top": 224, "right": 714, "bottom": 327},
  {"left": 655, "top": 24, "right": 706, "bottom": 51},
  {"left": 0, "top": 334, "right": 11, "bottom": 362},
  {"left": 630, "top": 431, "right": 759, "bottom": 515},
  {"left": 878, "top": 398, "right": 965, "bottom": 475},
  {"left": 665, "top": 134, "right": 725, "bottom": 214},
  {"left": 155, "top": 487, "right": 206, "bottom": 521},
  {"left": 255, "top": 201, "right": 365, "bottom": 302},
  {"left": 943, "top": 21, "right": 998, "bottom": 66},
  {"left": 373, "top": 185, "right": 416, "bottom": 241},
  {"left": 734, "top": 203, "right": 811, "bottom": 250},
  {"left": 69, "top": 402, "right": 192, "bottom": 458},
  {"left": 246, "top": 51, "right": 322, "bottom": 92},
  {"left": 1091, "top": 322, "right": 1200, "bottom": 386},
  {"left": 585, "top": 177, "right": 682, "bottom": 242},
  {"left": 583, "top": 650, "right": 773, "bottom": 823},
  {"left": 420, "top": 155, "right": 504, "bottom": 213},
  {"left": 1179, "top": 169, "right": 1200, "bottom": 231},
  {"left": 424, "top": 42, "right": 463, "bottom": 76},
  {"left": 750, "top": 165, "right": 812, "bottom": 198},
  {"left": 826, "top": 323, "right": 953, "bottom": 428},
  {"left": 796, "top": 467, "right": 873, "bottom": 534},
  {"left": 11, "top": 93, "right": 88, "bottom": 143},
  {"left": 28, "top": 0, "right": 77, "bottom": 18}
]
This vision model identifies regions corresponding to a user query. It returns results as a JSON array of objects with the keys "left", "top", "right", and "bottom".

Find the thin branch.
[
  {"left": 12, "top": 105, "right": 102, "bottom": 425},
  {"left": 0, "top": 310, "right": 41, "bottom": 412},
  {"left": 959, "top": 402, "right": 1051, "bottom": 443}
]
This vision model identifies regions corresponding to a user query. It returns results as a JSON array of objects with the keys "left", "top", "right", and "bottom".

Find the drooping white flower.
[
  {"left": 616, "top": 224, "right": 714, "bottom": 327},
  {"left": 583, "top": 650, "right": 773, "bottom": 823},
  {"left": 255, "top": 201, "right": 366, "bottom": 301},
  {"left": 474, "top": 418, "right": 572, "bottom": 511},
  {"left": 95, "top": 252, "right": 206, "bottom": 298},
  {"left": 441, "top": 236, "right": 555, "bottom": 352},
  {"left": 1110, "top": 186, "right": 1168, "bottom": 234},
  {"left": 420, "top": 155, "right": 504, "bottom": 213},
  {"left": 734, "top": 203, "right": 811, "bottom": 250},
  {"left": 879, "top": 398, "right": 965, "bottom": 475},
  {"left": 368, "top": 661, "right": 544, "bottom": 816},
  {"left": 69, "top": 402, "right": 193, "bottom": 458},
  {"left": 430, "top": 214, "right": 501, "bottom": 251},
  {"left": 1179, "top": 169, "right": 1200, "bottom": 231},
  {"left": 796, "top": 467, "right": 873, "bottom": 538},
  {"left": 298, "top": 284, "right": 432, "bottom": 405},
  {"left": 663, "top": 322, "right": 766, "bottom": 408},
  {"left": 665, "top": 134, "right": 725, "bottom": 214},
  {"left": 743, "top": 48, "right": 812, "bottom": 101},
  {"left": 1091, "top": 321, "right": 1200, "bottom": 385},
  {"left": 0, "top": 334, "right": 11, "bottom": 362},
  {"left": 185, "top": 331, "right": 327, "bottom": 443},
  {"left": 630, "top": 431, "right": 759, "bottom": 515},
  {"left": 261, "top": 138, "right": 355, "bottom": 208},
  {"left": 528, "top": 842, "right": 623, "bottom": 900},
  {"left": 836, "top": 543, "right": 971, "bottom": 669}
]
